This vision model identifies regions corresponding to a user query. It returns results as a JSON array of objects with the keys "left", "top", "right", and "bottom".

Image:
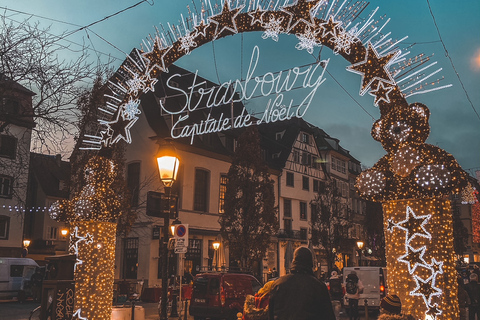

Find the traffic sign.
[
  {"left": 175, "top": 247, "right": 187, "bottom": 254},
  {"left": 174, "top": 224, "right": 188, "bottom": 248}
]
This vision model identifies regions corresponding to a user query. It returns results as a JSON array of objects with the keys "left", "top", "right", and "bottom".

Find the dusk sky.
[{"left": 1, "top": 0, "right": 479, "bottom": 174}]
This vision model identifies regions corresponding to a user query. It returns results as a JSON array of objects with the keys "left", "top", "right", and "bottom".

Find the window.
[
  {"left": 302, "top": 133, "right": 310, "bottom": 144},
  {"left": 0, "top": 135, "right": 17, "bottom": 159},
  {"left": 127, "top": 162, "right": 140, "bottom": 207},
  {"left": 0, "top": 97, "right": 20, "bottom": 115},
  {"left": 331, "top": 157, "right": 346, "bottom": 174},
  {"left": 300, "top": 202, "right": 307, "bottom": 220},
  {"left": 313, "top": 179, "right": 320, "bottom": 192},
  {"left": 312, "top": 156, "right": 318, "bottom": 169},
  {"left": 124, "top": 238, "right": 139, "bottom": 279},
  {"left": 300, "top": 228, "right": 307, "bottom": 240},
  {"left": 293, "top": 151, "right": 300, "bottom": 163},
  {"left": 286, "top": 172, "right": 294, "bottom": 187},
  {"left": 219, "top": 174, "right": 228, "bottom": 214},
  {"left": 46, "top": 226, "right": 57, "bottom": 240},
  {"left": 0, "top": 215, "right": 10, "bottom": 239},
  {"left": 284, "top": 199, "right": 292, "bottom": 218},
  {"left": 0, "top": 175, "right": 13, "bottom": 198},
  {"left": 284, "top": 219, "right": 292, "bottom": 231},
  {"left": 194, "top": 169, "right": 210, "bottom": 212},
  {"left": 301, "top": 152, "right": 311, "bottom": 165},
  {"left": 302, "top": 176, "right": 309, "bottom": 190}
]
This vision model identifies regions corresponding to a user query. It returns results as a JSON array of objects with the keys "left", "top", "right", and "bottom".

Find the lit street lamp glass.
[
  {"left": 23, "top": 239, "right": 31, "bottom": 248},
  {"left": 213, "top": 241, "right": 220, "bottom": 251},
  {"left": 356, "top": 241, "right": 364, "bottom": 250},
  {"left": 61, "top": 228, "right": 69, "bottom": 237},
  {"left": 170, "top": 218, "right": 182, "bottom": 236}
]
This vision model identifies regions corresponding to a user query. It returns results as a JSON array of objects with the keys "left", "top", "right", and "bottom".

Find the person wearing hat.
[
  {"left": 268, "top": 246, "right": 335, "bottom": 320},
  {"left": 378, "top": 294, "right": 416, "bottom": 320}
]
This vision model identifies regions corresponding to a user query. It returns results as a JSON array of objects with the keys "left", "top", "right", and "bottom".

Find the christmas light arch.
[{"left": 76, "top": 1, "right": 470, "bottom": 319}]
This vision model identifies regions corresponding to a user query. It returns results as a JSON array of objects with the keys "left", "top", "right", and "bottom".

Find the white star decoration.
[
  {"left": 73, "top": 308, "right": 88, "bottom": 320},
  {"left": 70, "top": 227, "right": 94, "bottom": 272},
  {"left": 397, "top": 244, "right": 428, "bottom": 274},
  {"left": 396, "top": 206, "right": 431, "bottom": 244},
  {"left": 393, "top": 205, "right": 444, "bottom": 317}
]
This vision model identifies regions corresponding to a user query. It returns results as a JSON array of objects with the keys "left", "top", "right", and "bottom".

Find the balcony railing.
[{"left": 277, "top": 229, "right": 302, "bottom": 240}]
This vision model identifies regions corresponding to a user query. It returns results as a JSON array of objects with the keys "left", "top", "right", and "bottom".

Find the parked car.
[
  {"left": 189, "top": 272, "right": 262, "bottom": 320},
  {"left": 0, "top": 257, "right": 39, "bottom": 299},
  {"left": 343, "top": 266, "right": 387, "bottom": 313}
]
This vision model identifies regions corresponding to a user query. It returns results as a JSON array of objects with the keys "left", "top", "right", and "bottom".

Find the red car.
[{"left": 189, "top": 272, "right": 262, "bottom": 320}]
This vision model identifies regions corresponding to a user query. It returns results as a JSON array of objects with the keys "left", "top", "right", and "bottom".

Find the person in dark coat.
[
  {"left": 268, "top": 246, "right": 335, "bottom": 320},
  {"left": 465, "top": 273, "right": 480, "bottom": 320}
]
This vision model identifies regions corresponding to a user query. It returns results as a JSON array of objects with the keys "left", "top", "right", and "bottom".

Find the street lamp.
[
  {"left": 22, "top": 239, "right": 31, "bottom": 258},
  {"left": 356, "top": 241, "right": 364, "bottom": 266},
  {"left": 212, "top": 240, "right": 220, "bottom": 270},
  {"left": 61, "top": 228, "right": 69, "bottom": 237},
  {"left": 156, "top": 139, "right": 180, "bottom": 320}
]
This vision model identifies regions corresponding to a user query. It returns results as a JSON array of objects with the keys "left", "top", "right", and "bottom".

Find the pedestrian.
[
  {"left": 465, "top": 273, "right": 480, "bottom": 320},
  {"left": 328, "top": 271, "right": 343, "bottom": 319},
  {"left": 271, "top": 267, "right": 278, "bottom": 278},
  {"left": 378, "top": 294, "right": 416, "bottom": 320},
  {"left": 458, "top": 277, "right": 471, "bottom": 320},
  {"left": 345, "top": 271, "right": 364, "bottom": 320},
  {"left": 268, "top": 246, "right": 335, "bottom": 320},
  {"left": 30, "top": 267, "right": 43, "bottom": 302}
]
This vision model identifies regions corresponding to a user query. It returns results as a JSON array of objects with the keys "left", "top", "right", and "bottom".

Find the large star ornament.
[
  {"left": 281, "top": 0, "right": 322, "bottom": 31},
  {"left": 105, "top": 111, "right": 138, "bottom": 145},
  {"left": 318, "top": 15, "right": 342, "bottom": 39},
  {"left": 209, "top": 1, "right": 244, "bottom": 37},
  {"left": 142, "top": 38, "right": 171, "bottom": 74},
  {"left": 347, "top": 43, "right": 398, "bottom": 95},
  {"left": 396, "top": 206, "right": 431, "bottom": 243},
  {"left": 368, "top": 80, "right": 394, "bottom": 106},
  {"left": 397, "top": 245, "right": 428, "bottom": 274},
  {"left": 410, "top": 275, "right": 442, "bottom": 306}
]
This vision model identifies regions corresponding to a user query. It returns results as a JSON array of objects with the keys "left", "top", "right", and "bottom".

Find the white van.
[
  {"left": 343, "top": 266, "right": 387, "bottom": 312},
  {"left": 0, "top": 257, "right": 39, "bottom": 299}
]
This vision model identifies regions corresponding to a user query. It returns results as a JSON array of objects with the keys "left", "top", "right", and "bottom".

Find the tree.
[
  {"left": 364, "top": 200, "right": 386, "bottom": 265},
  {"left": 310, "top": 179, "right": 352, "bottom": 274},
  {"left": 0, "top": 13, "right": 100, "bottom": 154},
  {"left": 219, "top": 126, "right": 278, "bottom": 272}
]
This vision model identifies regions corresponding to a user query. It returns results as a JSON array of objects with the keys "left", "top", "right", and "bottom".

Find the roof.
[{"left": 29, "top": 153, "right": 70, "bottom": 199}]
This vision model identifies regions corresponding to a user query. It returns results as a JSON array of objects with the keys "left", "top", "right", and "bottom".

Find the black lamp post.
[{"left": 156, "top": 140, "right": 180, "bottom": 320}]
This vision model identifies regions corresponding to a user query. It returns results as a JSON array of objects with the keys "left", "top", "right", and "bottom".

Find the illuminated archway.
[{"left": 78, "top": 1, "right": 469, "bottom": 319}]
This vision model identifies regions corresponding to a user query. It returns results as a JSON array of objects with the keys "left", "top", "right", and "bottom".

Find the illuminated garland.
[
  {"left": 79, "top": 0, "right": 455, "bottom": 152},
  {"left": 384, "top": 200, "right": 458, "bottom": 319},
  {"left": 50, "top": 156, "right": 122, "bottom": 320}
]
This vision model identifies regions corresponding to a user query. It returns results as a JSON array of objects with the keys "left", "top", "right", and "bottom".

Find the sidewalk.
[{"left": 137, "top": 301, "right": 193, "bottom": 320}]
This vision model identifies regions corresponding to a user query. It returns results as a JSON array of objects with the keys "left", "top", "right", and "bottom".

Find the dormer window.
[
  {"left": 0, "top": 97, "right": 20, "bottom": 115},
  {"left": 0, "top": 135, "right": 17, "bottom": 159},
  {"left": 302, "top": 133, "right": 310, "bottom": 144}
]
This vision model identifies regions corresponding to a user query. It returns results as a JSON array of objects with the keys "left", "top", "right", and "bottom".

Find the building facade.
[
  {"left": 114, "top": 65, "right": 367, "bottom": 286},
  {"left": 0, "top": 75, "right": 35, "bottom": 257}
]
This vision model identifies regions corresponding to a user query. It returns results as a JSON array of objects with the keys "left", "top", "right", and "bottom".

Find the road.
[{"left": 1, "top": 298, "right": 378, "bottom": 319}]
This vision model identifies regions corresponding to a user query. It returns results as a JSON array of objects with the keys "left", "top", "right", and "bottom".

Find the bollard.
[
  {"left": 364, "top": 299, "right": 369, "bottom": 320},
  {"left": 170, "top": 292, "right": 179, "bottom": 317},
  {"left": 183, "top": 300, "right": 189, "bottom": 320},
  {"left": 131, "top": 300, "right": 135, "bottom": 320}
]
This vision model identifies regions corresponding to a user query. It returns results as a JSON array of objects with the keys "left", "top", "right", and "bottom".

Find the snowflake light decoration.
[
  {"left": 332, "top": 28, "right": 357, "bottom": 55},
  {"left": 126, "top": 73, "right": 146, "bottom": 94},
  {"left": 261, "top": 15, "right": 284, "bottom": 41},
  {"left": 122, "top": 99, "right": 141, "bottom": 120},
  {"left": 295, "top": 26, "right": 321, "bottom": 54},
  {"left": 179, "top": 31, "right": 198, "bottom": 54}
]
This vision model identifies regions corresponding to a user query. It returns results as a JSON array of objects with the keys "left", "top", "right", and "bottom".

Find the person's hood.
[{"left": 290, "top": 247, "right": 314, "bottom": 275}]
